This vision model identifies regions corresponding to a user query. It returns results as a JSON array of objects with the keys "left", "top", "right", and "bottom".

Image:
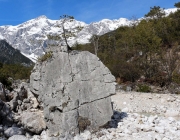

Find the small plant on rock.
[{"left": 38, "top": 51, "right": 53, "bottom": 62}]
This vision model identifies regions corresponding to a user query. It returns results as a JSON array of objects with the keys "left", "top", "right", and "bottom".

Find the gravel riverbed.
[{"left": 74, "top": 91, "right": 180, "bottom": 140}]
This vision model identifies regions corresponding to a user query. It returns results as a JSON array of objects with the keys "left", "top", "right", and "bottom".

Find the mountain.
[
  {"left": 0, "top": 8, "right": 177, "bottom": 61},
  {"left": 0, "top": 40, "right": 34, "bottom": 65},
  {"left": 0, "top": 16, "right": 133, "bottom": 61}
]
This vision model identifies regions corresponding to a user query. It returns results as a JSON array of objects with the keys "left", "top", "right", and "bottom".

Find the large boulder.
[{"left": 30, "top": 50, "right": 115, "bottom": 137}]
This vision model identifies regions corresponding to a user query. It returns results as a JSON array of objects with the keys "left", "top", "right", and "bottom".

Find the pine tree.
[
  {"left": 174, "top": 2, "right": 180, "bottom": 8},
  {"left": 145, "top": 6, "right": 165, "bottom": 19},
  {"left": 59, "top": 15, "right": 74, "bottom": 52}
]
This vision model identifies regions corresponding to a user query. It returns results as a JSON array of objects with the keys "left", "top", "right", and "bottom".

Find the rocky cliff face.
[{"left": 30, "top": 50, "right": 115, "bottom": 138}]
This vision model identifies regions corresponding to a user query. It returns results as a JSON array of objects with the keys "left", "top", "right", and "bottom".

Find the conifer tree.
[
  {"left": 59, "top": 15, "right": 74, "bottom": 51},
  {"left": 174, "top": 2, "right": 180, "bottom": 8},
  {"left": 145, "top": 6, "right": 165, "bottom": 19}
]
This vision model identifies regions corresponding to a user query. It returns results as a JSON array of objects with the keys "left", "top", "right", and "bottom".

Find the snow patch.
[
  {"left": 164, "top": 8, "right": 178, "bottom": 16},
  {"left": 21, "top": 52, "right": 38, "bottom": 63},
  {"left": 0, "top": 34, "right": 4, "bottom": 40}
]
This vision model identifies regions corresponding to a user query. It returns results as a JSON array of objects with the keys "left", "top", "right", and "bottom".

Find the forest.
[
  {"left": 0, "top": 62, "right": 33, "bottom": 90},
  {"left": 74, "top": 2, "right": 180, "bottom": 91}
]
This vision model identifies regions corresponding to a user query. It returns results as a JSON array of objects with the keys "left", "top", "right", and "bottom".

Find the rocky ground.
[
  {"left": 1, "top": 80, "right": 180, "bottom": 140},
  {"left": 74, "top": 91, "right": 180, "bottom": 140}
]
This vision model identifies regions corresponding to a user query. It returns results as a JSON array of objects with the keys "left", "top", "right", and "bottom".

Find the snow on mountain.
[
  {"left": 0, "top": 34, "right": 4, "bottom": 40},
  {"left": 0, "top": 15, "right": 132, "bottom": 61},
  {"left": 0, "top": 40, "right": 33, "bottom": 65},
  {"left": 0, "top": 8, "right": 178, "bottom": 61},
  {"left": 0, "top": 15, "right": 88, "bottom": 61},
  {"left": 164, "top": 8, "right": 178, "bottom": 16}
]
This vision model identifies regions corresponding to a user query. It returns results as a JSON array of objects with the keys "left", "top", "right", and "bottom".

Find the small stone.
[
  {"left": 121, "top": 107, "right": 129, "bottom": 112},
  {"left": 130, "top": 96, "right": 133, "bottom": 100},
  {"left": 161, "top": 98, "right": 165, "bottom": 103},
  {"left": 155, "top": 126, "right": 165, "bottom": 134},
  {"left": 168, "top": 117, "right": 176, "bottom": 123},
  {"left": 123, "top": 102, "right": 126, "bottom": 105},
  {"left": 141, "top": 124, "right": 152, "bottom": 132},
  {"left": 20, "top": 111, "right": 46, "bottom": 134},
  {"left": 148, "top": 96, "right": 152, "bottom": 99},
  {"left": 124, "top": 128, "right": 132, "bottom": 135},
  {"left": 30, "top": 97, "right": 39, "bottom": 109},
  {"left": 8, "top": 135, "right": 28, "bottom": 140},
  {"left": 162, "top": 137, "right": 170, "bottom": 140},
  {"left": 154, "top": 134, "right": 163, "bottom": 140},
  {"left": 156, "top": 94, "right": 161, "bottom": 98},
  {"left": 165, "top": 110, "right": 179, "bottom": 117},
  {"left": 23, "top": 98, "right": 30, "bottom": 103},
  {"left": 0, "top": 126, "right": 3, "bottom": 132},
  {"left": 17, "top": 100, "right": 22, "bottom": 105},
  {"left": 167, "top": 97, "right": 176, "bottom": 102}
]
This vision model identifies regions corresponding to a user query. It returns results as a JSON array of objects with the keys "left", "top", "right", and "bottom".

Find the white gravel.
[
  {"left": 74, "top": 91, "right": 180, "bottom": 140},
  {"left": 31, "top": 91, "right": 180, "bottom": 140}
]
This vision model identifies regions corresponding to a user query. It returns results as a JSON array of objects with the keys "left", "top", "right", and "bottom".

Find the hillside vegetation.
[
  {"left": 0, "top": 40, "right": 34, "bottom": 65},
  {"left": 0, "top": 62, "right": 33, "bottom": 90},
  {"left": 74, "top": 2, "right": 180, "bottom": 89},
  {"left": 0, "top": 40, "right": 34, "bottom": 89}
]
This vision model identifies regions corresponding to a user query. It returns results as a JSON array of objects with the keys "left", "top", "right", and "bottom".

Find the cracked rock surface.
[{"left": 30, "top": 50, "right": 115, "bottom": 137}]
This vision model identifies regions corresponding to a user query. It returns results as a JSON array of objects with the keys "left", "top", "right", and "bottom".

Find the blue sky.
[{"left": 0, "top": 0, "right": 178, "bottom": 26}]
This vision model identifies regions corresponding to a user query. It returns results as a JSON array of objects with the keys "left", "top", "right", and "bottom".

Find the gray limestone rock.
[
  {"left": 8, "top": 135, "right": 28, "bottom": 140},
  {"left": 30, "top": 50, "right": 115, "bottom": 137},
  {"left": 20, "top": 111, "right": 46, "bottom": 134},
  {"left": 4, "top": 127, "right": 24, "bottom": 138}
]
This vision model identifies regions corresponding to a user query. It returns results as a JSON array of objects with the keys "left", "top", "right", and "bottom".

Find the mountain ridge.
[
  {"left": 0, "top": 8, "right": 177, "bottom": 62},
  {"left": 0, "top": 40, "right": 34, "bottom": 65}
]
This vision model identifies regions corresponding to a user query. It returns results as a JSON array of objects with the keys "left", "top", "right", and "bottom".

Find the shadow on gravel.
[{"left": 109, "top": 111, "right": 128, "bottom": 128}]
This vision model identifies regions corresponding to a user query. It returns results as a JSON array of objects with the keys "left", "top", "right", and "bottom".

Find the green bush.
[
  {"left": 172, "top": 72, "right": 180, "bottom": 84},
  {"left": 0, "top": 73, "right": 12, "bottom": 91},
  {"left": 137, "top": 84, "right": 151, "bottom": 93},
  {"left": 38, "top": 51, "right": 53, "bottom": 62},
  {"left": 0, "top": 61, "right": 33, "bottom": 91}
]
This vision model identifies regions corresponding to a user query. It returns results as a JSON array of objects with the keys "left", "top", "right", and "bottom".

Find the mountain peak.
[
  {"left": 35, "top": 15, "right": 48, "bottom": 20},
  {"left": 0, "top": 8, "right": 178, "bottom": 62}
]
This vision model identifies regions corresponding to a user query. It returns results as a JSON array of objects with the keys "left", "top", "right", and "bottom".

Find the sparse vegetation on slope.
[
  {"left": 0, "top": 40, "right": 34, "bottom": 66},
  {"left": 0, "top": 62, "right": 33, "bottom": 90},
  {"left": 38, "top": 51, "right": 53, "bottom": 62},
  {"left": 0, "top": 40, "right": 34, "bottom": 89}
]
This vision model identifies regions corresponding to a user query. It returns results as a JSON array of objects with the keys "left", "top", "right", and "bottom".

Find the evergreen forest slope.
[
  {"left": 0, "top": 40, "right": 34, "bottom": 89},
  {"left": 74, "top": 2, "right": 180, "bottom": 90},
  {"left": 0, "top": 40, "right": 33, "bottom": 65}
]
